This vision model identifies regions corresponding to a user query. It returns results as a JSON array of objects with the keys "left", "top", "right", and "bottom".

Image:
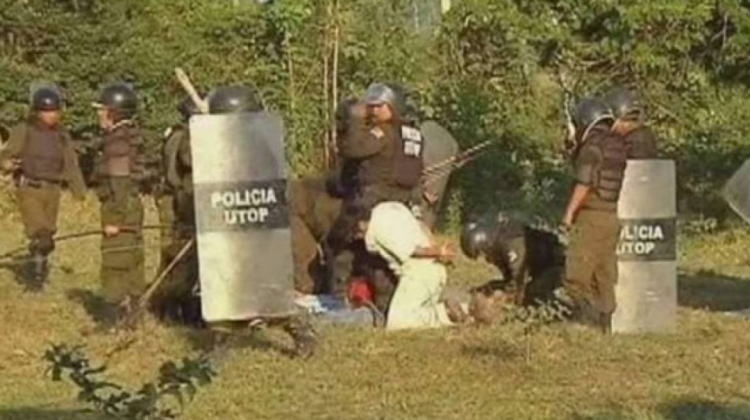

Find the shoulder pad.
[{"left": 370, "top": 127, "right": 384, "bottom": 139}]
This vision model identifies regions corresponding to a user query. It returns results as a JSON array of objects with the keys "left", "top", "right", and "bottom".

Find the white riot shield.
[
  {"left": 190, "top": 112, "right": 297, "bottom": 322},
  {"left": 614, "top": 160, "right": 677, "bottom": 333},
  {"left": 420, "top": 121, "right": 459, "bottom": 227},
  {"left": 724, "top": 159, "right": 750, "bottom": 224}
]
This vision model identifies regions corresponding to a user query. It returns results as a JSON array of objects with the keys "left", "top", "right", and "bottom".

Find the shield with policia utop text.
[
  {"left": 420, "top": 121, "right": 460, "bottom": 227},
  {"left": 724, "top": 159, "right": 750, "bottom": 224},
  {"left": 190, "top": 112, "right": 297, "bottom": 322},
  {"left": 613, "top": 160, "right": 677, "bottom": 334}
]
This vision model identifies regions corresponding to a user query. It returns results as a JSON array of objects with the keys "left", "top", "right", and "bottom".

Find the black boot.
[
  {"left": 283, "top": 317, "right": 317, "bottom": 360},
  {"left": 22, "top": 252, "right": 48, "bottom": 292}
]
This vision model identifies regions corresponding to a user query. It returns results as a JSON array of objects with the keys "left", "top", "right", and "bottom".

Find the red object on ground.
[{"left": 348, "top": 277, "right": 374, "bottom": 307}]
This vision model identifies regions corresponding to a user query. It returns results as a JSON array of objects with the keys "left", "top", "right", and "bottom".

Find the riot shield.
[
  {"left": 614, "top": 160, "right": 677, "bottom": 333},
  {"left": 190, "top": 112, "right": 297, "bottom": 322},
  {"left": 420, "top": 121, "right": 459, "bottom": 227},
  {"left": 724, "top": 159, "right": 750, "bottom": 224}
]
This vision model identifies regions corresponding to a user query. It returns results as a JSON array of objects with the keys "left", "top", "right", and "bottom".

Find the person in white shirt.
[{"left": 355, "top": 201, "right": 467, "bottom": 330}]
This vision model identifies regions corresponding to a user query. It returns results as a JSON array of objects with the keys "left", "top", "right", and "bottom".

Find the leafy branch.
[{"left": 45, "top": 344, "right": 216, "bottom": 420}]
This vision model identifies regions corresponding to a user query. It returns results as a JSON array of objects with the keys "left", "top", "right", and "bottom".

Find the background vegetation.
[{"left": 3, "top": 0, "right": 750, "bottom": 224}]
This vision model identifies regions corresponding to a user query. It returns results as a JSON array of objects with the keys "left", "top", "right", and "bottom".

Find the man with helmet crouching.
[{"left": 460, "top": 214, "right": 566, "bottom": 323}]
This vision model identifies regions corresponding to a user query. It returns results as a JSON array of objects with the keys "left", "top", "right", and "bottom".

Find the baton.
[
  {"left": 175, "top": 68, "right": 209, "bottom": 114},
  {"left": 422, "top": 141, "right": 493, "bottom": 176}
]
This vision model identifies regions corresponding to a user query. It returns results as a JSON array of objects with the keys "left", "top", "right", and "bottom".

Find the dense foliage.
[{"left": 2, "top": 0, "right": 750, "bottom": 224}]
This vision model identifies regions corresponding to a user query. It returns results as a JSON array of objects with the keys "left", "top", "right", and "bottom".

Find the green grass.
[{"left": 2, "top": 185, "right": 750, "bottom": 420}]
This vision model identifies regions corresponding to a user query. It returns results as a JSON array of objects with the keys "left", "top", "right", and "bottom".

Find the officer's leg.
[
  {"left": 563, "top": 213, "right": 600, "bottom": 327},
  {"left": 156, "top": 194, "right": 176, "bottom": 269},
  {"left": 505, "top": 236, "right": 529, "bottom": 305},
  {"left": 592, "top": 222, "right": 620, "bottom": 334},
  {"left": 17, "top": 185, "right": 53, "bottom": 289},
  {"left": 290, "top": 214, "right": 319, "bottom": 294},
  {"left": 100, "top": 231, "right": 145, "bottom": 307}
]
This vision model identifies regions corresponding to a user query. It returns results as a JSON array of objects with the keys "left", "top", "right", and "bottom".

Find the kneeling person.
[
  {"left": 461, "top": 214, "right": 565, "bottom": 307},
  {"left": 356, "top": 202, "right": 465, "bottom": 330}
]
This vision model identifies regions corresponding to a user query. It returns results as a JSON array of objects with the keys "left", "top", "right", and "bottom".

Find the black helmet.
[
  {"left": 177, "top": 97, "right": 201, "bottom": 121},
  {"left": 603, "top": 87, "right": 642, "bottom": 120},
  {"left": 31, "top": 87, "right": 63, "bottom": 111},
  {"left": 93, "top": 83, "right": 137, "bottom": 119},
  {"left": 573, "top": 97, "right": 614, "bottom": 133},
  {"left": 207, "top": 85, "right": 262, "bottom": 114},
  {"left": 461, "top": 219, "right": 494, "bottom": 260}
]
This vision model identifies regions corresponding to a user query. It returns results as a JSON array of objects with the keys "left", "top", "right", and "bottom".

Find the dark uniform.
[
  {"left": 564, "top": 98, "right": 627, "bottom": 332},
  {"left": 0, "top": 86, "right": 86, "bottom": 288},
  {"left": 151, "top": 98, "right": 201, "bottom": 323},
  {"left": 461, "top": 215, "right": 565, "bottom": 306},
  {"left": 92, "top": 83, "right": 147, "bottom": 305},
  {"left": 623, "top": 125, "right": 658, "bottom": 160},
  {"left": 324, "top": 85, "right": 424, "bottom": 311},
  {"left": 289, "top": 177, "right": 342, "bottom": 294}
]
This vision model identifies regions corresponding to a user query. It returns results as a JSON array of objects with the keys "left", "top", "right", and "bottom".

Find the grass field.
[{"left": 2, "top": 186, "right": 750, "bottom": 420}]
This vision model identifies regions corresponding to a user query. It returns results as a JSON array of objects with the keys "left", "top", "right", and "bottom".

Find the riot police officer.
[
  {"left": 324, "top": 84, "right": 424, "bottom": 305},
  {"left": 561, "top": 97, "right": 627, "bottom": 333},
  {"left": 200, "top": 85, "right": 317, "bottom": 358},
  {"left": 151, "top": 97, "right": 202, "bottom": 324},
  {"left": 460, "top": 214, "right": 565, "bottom": 307},
  {"left": 92, "top": 83, "right": 147, "bottom": 315},
  {"left": 0, "top": 85, "right": 86, "bottom": 289},
  {"left": 603, "top": 87, "right": 658, "bottom": 159},
  {"left": 341, "top": 83, "right": 423, "bottom": 211}
]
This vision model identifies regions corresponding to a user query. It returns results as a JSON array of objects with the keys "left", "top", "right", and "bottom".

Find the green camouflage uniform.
[
  {"left": 95, "top": 120, "right": 146, "bottom": 304},
  {"left": 564, "top": 124, "right": 627, "bottom": 323}
]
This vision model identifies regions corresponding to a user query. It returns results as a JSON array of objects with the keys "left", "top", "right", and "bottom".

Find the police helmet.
[
  {"left": 363, "top": 82, "right": 408, "bottom": 117},
  {"left": 573, "top": 97, "right": 614, "bottom": 133},
  {"left": 603, "top": 87, "right": 642, "bottom": 120},
  {"left": 93, "top": 83, "right": 138, "bottom": 119},
  {"left": 461, "top": 220, "right": 493, "bottom": 260},
  {"left": 207, "top": 85, "right": 262, "bottom": 114},
  {"left": 31, "top": 87, "right": 63, "bottom": 111}
]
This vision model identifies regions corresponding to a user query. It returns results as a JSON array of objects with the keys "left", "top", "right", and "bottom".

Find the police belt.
[{"left": 18, "top": 176, "right": 62, "bottom": 189}]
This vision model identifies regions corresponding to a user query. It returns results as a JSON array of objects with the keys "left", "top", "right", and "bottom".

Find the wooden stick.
[{"left": 174, "top": 68, "right": 209, "bottom": 114}]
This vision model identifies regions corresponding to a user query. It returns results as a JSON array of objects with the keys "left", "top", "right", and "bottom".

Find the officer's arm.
[
  {"left": 339, "top": 120, "right": 387, "bottom": 159},
  {"left": 0, "top": 125, "right": 26, "bottom": 172},
  {"left": 63, "top": 134, "right": 87, "bottom": 200},
  {"left": 563, "top": 147, "right": 599, "bottom": 227}
]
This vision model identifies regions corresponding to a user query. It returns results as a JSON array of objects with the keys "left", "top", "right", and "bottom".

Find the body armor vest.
[
  {"left": 590, "top": 132, "right": 628, "bottom": 202},
  {"left": 393, "top": 124, "right": 424, "bottom": 189},
  {"left": 21, "top": 123, "right": 65, "bottom": 181},
  {"left": 101, "top": 121, "right": 145, "bottom": 178}
]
